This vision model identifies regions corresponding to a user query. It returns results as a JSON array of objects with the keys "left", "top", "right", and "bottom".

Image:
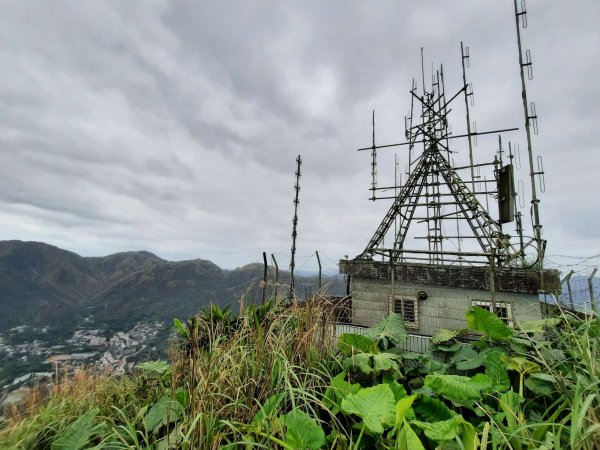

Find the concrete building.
[{"left": 340, "top": 259, "right": 560, "bottom": 335}]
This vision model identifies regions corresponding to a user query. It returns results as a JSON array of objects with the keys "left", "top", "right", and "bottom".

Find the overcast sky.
[{"left": 0, "top": 1, "right": 598, "bottom": 271}]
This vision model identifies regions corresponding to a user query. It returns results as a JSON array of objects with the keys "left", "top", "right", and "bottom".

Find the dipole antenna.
[
  {"left": 514, "top": 0, "right": 544, "bottom": 269},
  {"left": 370, "top": 110, "right": 377, "bottom": 201},
  {"left": 461, "top": 41, "right": 476, "bottom": 193},
  {"left": 289, "top": 155, "right": 302, "bottom": 301}
]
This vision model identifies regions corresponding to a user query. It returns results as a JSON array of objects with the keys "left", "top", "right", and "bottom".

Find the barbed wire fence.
[
  {"left": 543, "top": 253, "right": 600, "bottom": 313},
  {"left": 261, "top": 251, "right": 599, "bottom": 313}
]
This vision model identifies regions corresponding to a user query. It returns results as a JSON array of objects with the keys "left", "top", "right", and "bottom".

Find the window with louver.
[{"left": 391, "top": 296, "right": 418, "bottom": 328}]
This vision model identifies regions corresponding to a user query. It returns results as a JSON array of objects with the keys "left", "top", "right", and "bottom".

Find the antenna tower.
[{"left": 353, "top": 30, "right": 546, "bottom": 269}]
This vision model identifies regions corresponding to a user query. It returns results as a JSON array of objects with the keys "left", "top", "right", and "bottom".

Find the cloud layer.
[{"left": 0, "top": 1, "right": 598, "bottom": 270}]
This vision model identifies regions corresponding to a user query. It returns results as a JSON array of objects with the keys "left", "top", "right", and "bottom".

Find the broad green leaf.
[
  {"left": 484, "top": 350, "right": 510, "bottom": 393},
  {"left": 156, "top": 426, "right": 181, "bottom": 450},
  {"left": 431, "top": 328, "right": 462, "bottom": 344},
  {"left": 343, "top": 352, "right": 402, "bottom": 377},
  {"left": 449, "top": 345, "right": 478, "bottom": 362},
  {"left": 424, "top": 358, "right": 450, "bottom": 374},
  {"left": 401, "top": 352, "right": 425, "bottom": 360},
  {"left": 341, "top": 384, "right": 396, "bottom": 434},
  {"left": 144, "top": 396, "right": 183, "bottom": 434},
  {"left": 461, "top": 421, "right": 480, "bottom": 450},
  {"left": 424, "top": 374, "right": 483, "bottom": 406},
  {"left": 503, "top": 355, "right": 540, "bottom": 375},
  {"left": 525, "top": 373, "right": 557, "bottom": 397},
  {"left": 469, "top": 373, "right": 493, "bottom": 393},
  {"left": 395, "top": 395, "right": 417, "bottom": 426},
  {"left": 466, "top": 306, "right": 512, "bottom": 340},
  {"left": 396, "top": 420, "right": 426, "bottom": 450},
  {"left": 498, "top": 390, "right": 524, "bottom": 429},
  {"left": 138, "top": 360, "right": 171, "bottom": 375},
  {"left": 373, "top": 353, "right": 402, "bottom": 377},
  {"left": 434, "top": 342, "right": 464, "bottom": 352},
  {"left": 323, "top": 372, "right": 361, "bottom": 414},
  {"left": 365, "top": 313, "right": 408, "bottom": 349},
  {"left": 413, "top": 396, "right": 456, "bottom": 422},
  {"left": 412, "top": 416, "right": 464, "bottom": 441},
  {"left": 382, "top": 373, "right": 408, "bottom": 402},
  {"left": 283, "top": 410, "right": 325, "bottom": 450},
  {"left": 509, "top": 336, "right": 534, "bottom": 353},
  {"left": 518, "top": 317, "right": 561, "bottom": 333},
  {"left": 252, "top": 392, "right": 285, "bottom": 423},
  {"left": 342, "top": 353, "right": 373, "bottom": 375},
  {"left": 450, "top": 346, "right": 487, "bottom": 371},
  {"left": 338, "top": 333, "right": 378, "bottom": 355},
  {"left": 175, "top": 388, "right": 189, "bottom": 408},
  {"left": 456, "top": 353, "right": 487, "bottom": 371},
  {"left": 51, "top": 408, "right": 99, "bottom": 450}
]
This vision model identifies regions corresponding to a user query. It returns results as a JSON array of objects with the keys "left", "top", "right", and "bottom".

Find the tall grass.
[
  {"left": 0, "top": 296, "right": 343, "bottom": 449},
  {"left": 169, "top": 298, "right": 343, "bottom": 447},
  {"left": 526, "top": 305, "right": 600, "bottom": 449},
  {"left": 1, "top": 297, "right": 598, "bottom": 449}
]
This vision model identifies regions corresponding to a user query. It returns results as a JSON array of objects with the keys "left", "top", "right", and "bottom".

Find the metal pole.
[
  {"left": 561, "top": 270, "right": 574, "bottom": 310},
  {"left": 588, "top": 268, "right": 597, "bottom": 313},
  {"left": 262, "top": 252, "right": 268, "bottom": 305},
  {"left": 489, "top": 248, "right": 497, "bottom": 313},
  {"left": 461, "top": 42, "right": 476, "bottom": 193},
  {"left": 371, "top": 110, "right": 377, "bottom": 201},
  {"left": 271, "top": 254, "right": 279, "bottom": 300},
  {"left": 389, "top": 249, "right": 395, "bottom": 317},
  {"left": 513, "top": 0, "right": 543, "bottom": 270},
  {"left": 315, "top": 250, "right": 322, "bottom": 290},
  {"left": 290, "top": 155, "right": 302, "bottom": 302}
]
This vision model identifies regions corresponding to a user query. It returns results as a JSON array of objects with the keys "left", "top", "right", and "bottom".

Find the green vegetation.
[{"left": 1, "top": 300, "right": 599, "bottom": 449}]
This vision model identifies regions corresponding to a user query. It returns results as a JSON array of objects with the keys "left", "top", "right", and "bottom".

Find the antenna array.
[{"left": 354, "top": 6, "right": 547, "bottom": 270}]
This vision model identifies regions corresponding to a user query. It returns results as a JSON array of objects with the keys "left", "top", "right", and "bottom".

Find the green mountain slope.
[{"left": 0, "top": 241, "right": 344, "bottom": 332}]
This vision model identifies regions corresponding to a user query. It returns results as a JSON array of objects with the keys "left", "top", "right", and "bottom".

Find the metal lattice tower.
[{"left": 355, "top": 35, "right": 545, "bottom": 269}]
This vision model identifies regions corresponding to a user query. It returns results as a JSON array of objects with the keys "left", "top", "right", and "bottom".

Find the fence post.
[
  {"left": 589, "top": 268, "right": 598, "bottom": 313},
  {"left": 262, "top": 252, "right": 268, "bottom": 305},
  {"left": 271, "top": 254, "right": 279, "bottom": 300},
  {"left": 315, "top": 250, "right": 322, "bottom": 291},
  {"left": 561, "top": 270, "right": 575, "bottom": 310}
]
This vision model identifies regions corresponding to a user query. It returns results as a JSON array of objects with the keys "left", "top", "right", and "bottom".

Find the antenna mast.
[
  {"left": 289, "top": 155, "right": 302, "bottom": 301},
  {"left": 370, "top": 110, "right": 377, "bottom": 201},
  {"left": 514, "top": 0, "right": 544, "bottom": 269},
  {"left": 461, "top": 42, "right": 476, "bottom": 193}
]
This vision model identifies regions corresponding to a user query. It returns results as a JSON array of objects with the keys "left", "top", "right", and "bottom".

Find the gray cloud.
[{"left": 0, "top": 0, "right": 598, "bottom": 270}]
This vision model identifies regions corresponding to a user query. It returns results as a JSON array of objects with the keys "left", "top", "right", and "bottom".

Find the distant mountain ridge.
[{"left": 0, "top": 241, "right": 344, "bottom": 332}]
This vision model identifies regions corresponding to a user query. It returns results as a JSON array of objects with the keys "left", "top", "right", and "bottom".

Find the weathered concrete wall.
[
  {"left": 351, "top": 276, "right": 542, "bottom": 334},
  {"left": 339, "top": 260, "right": 560, "bottom": 295}
]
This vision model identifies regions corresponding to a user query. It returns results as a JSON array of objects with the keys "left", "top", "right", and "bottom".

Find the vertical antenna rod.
[
  {"left": 370, "top": 110, "right": 377, "bottom": 200},
  {"left": 461, "top": 42, "right": 476, "bottom": 193},
  {"left": 289, "top": 155, "right": 302, "bottom": 301},
  {"left": 514, "top": 0, "right": 543, "bottom": 268}
]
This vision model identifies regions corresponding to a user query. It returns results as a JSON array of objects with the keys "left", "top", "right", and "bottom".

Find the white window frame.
[
  {"left": 470, "top": 299, "right": 513, "bottom": 327},
  {"left": 389, "top": 295, "right": 418, "bottom": 329}
]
